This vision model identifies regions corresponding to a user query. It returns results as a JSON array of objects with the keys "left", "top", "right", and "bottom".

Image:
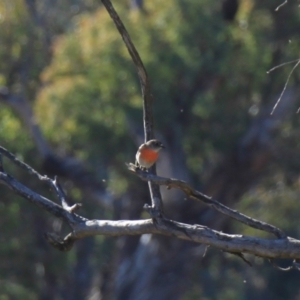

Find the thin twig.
[
  {"left": 101, "top": 0, "right": 164, "bottom": 217},
  {"left": 268, "top": 259, "right": 293, "bottom": 271},
  {"left": 127, "top": 164, "right": 287, "bottom": 239},
  {"left": 44, "top": 232, "right": 76, "bottom": 251},
  {"left": 275, "top": 0, "right": 287, "bottom": 11},
  {"left": 52, "top": 176, "right": 82, "bottom": 213},
  {"left": 266, "top": 59, "right": 300, "bottom": 74},
  {"left": 0, "top": 172, "right": 84, "bottom": 224},
  {"left": 225, "top": 251, "right": 252, "bottom": 267},
  {"left": 0, "top": 146, "right": 81, "bottom": 215},
  {"left": 293, "top": 260, "right": 300, "bottom": 271},
  {"left": 270, "top": 59, "right": 300, "bottom": 115},
  {"left": 0, "top": 146, "right": 46, "bottom": 180},
  {"left": 203, "top": 245, "right": 210, "bottom": 257}
]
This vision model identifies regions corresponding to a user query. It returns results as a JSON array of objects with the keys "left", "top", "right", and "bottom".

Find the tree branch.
[
  {"left": 0, "top": 146, "right": 85, "bottom": 225},
  {"left": 0, "top": 171, "right": 84, "bottom": 225},
  {"left": 101, "top": 0, "right": 164, "bottom": 218},
  {"left": 2, "top": 163, "right": 300, "bottom": 259},
  {"left": 127, "top": 163, "right": 287, "bottom": 239},
  {"left": 0, "top": 146, "right": 79, "bottom": 213},
  {"left": 3, "top": 173, "right": 300, "bottom": 260},
  {"left": 1, "top": 147, "right": 300, "bottom": 267},
  {"left": 71, "top": 219, "right": 300, "bottom": 260}
]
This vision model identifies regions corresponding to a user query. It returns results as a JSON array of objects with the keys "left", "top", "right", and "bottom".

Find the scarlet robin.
[{"left": 135, "top": 139, "right": 165, "bottom": 169}]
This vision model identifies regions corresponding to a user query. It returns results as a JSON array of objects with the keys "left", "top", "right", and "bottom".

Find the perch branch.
[
  {"left": 2, "top": 169, "right": 300, "bottom": 259},
  {"left": 1, "top": 151, "right": 300, "bottom": 267},
  {"left": 50, "top": 218, "right": 300, "bottom": 259},
  {"left": 127, "top": 164, "right": 287, "bottom": 239}
]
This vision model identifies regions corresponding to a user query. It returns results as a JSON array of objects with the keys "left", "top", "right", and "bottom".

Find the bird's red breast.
[{"left": 139, "top": 147, "right": 159, "bottom": 164}]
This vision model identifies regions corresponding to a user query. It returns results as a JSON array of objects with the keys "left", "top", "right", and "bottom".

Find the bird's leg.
[{"left": 135, "top": 160, "right": 147, "bottom": 171}]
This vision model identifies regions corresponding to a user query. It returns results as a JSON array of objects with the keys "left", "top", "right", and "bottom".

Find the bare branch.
[
  {"left": 268, "top": 259, "right": 300, "bottom": 272},
  {"left": 0, "top": 146, "right": 80, "bottom": 213},
  {"left": 1, "top": 151, "right": 300, "bottom": 266},
  {"left": 268, "top": 259, "right": 293, "bottom": 271},
  {"left": 66, "top": 218, "right": 300, "bottom": 260},
  {"left": 45, "top": 232, "right": 76, "bottom": 251},
  {"left": 100, "top": 0, "right": 152, "bottom": 139},
  {"left": 275, "top": 0, "right": 287, "bottom": 11},
  {"left": 0, "top": 146, "right": 49, "bottom": 181},
  {"left": 267, "top": 59, "right": 300, "bottom": 73},
  {"left": 53, "top": 176, "right": 82, "bottom": 212},
  {"left": 225, "top": 251, "right": 252, "bottom": 267},
  {"left": 127, "top": 164, "right": 287, "bottom": 239},
  {"left": 101, "top": 0, "right": 164, "bottom": 217},
  {"left": 270, "top": 59, "right": 300, "bottom": 114},
  {"left": 0, "top": 171, "right": 85, "bottom": 225},
  {"left": 2, "top": 166, "right": 300, "bottom": 261}
]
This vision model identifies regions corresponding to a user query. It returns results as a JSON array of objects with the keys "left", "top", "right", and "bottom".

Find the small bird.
[{"left": 135, "top": 139, "right": 165, "bottom": 169}]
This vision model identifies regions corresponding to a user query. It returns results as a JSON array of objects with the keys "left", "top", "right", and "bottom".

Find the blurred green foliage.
[{"left": 35, "top": 0, "right": 270, "bottom": 172}]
